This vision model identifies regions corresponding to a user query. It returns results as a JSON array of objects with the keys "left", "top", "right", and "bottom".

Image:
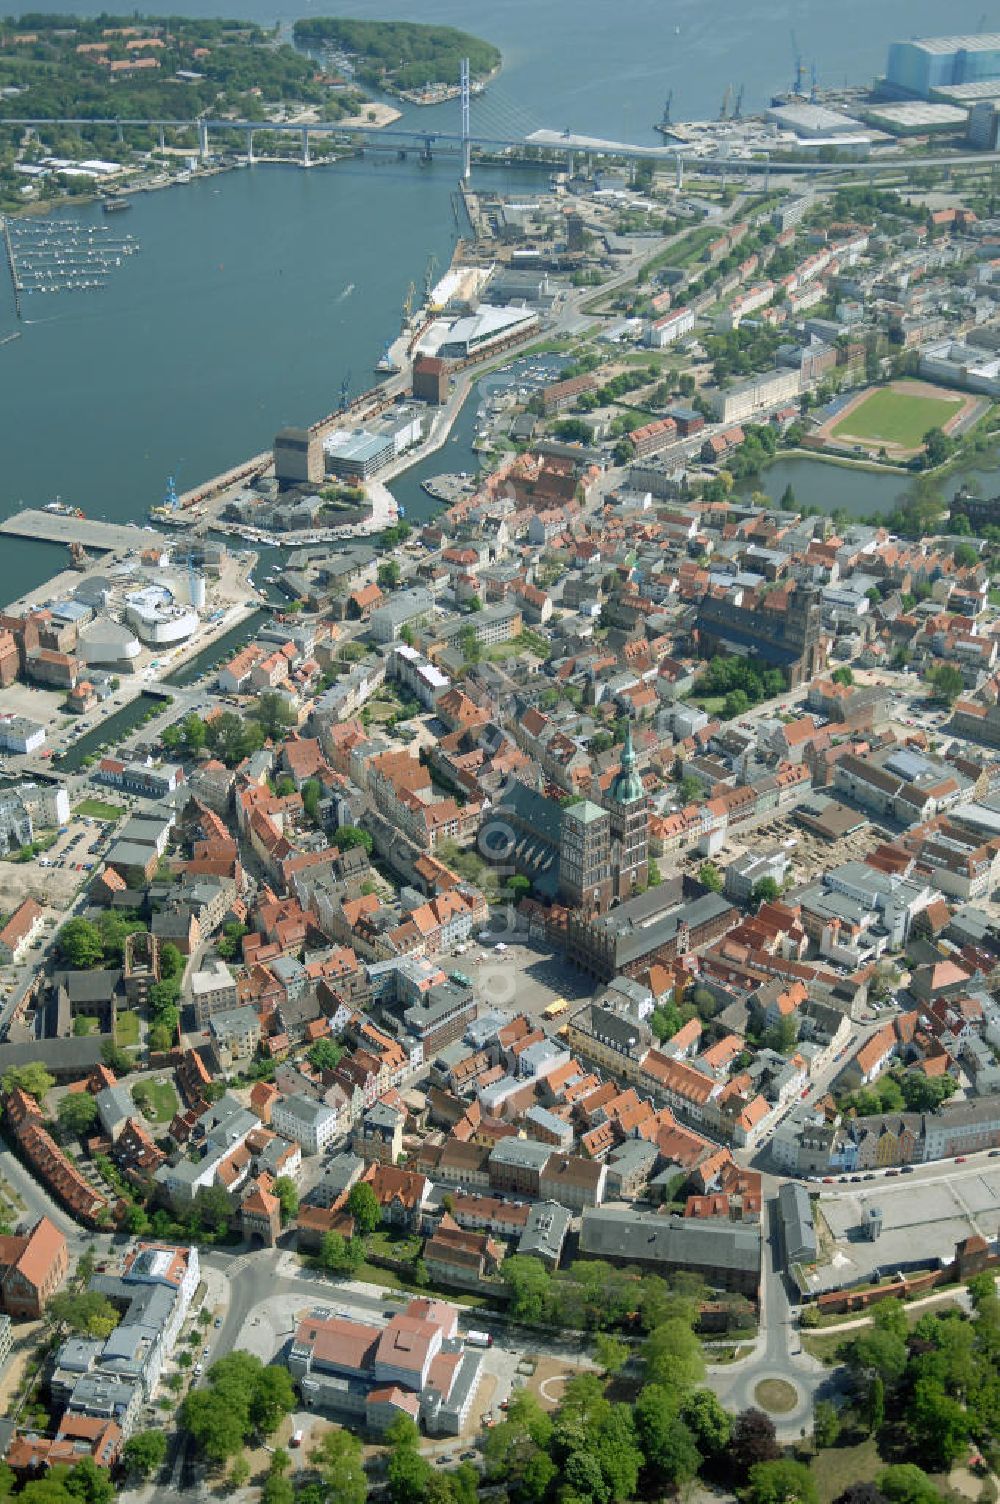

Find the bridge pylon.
[{"left": 460, "top": 57, "right": 471, "bottom": 181}]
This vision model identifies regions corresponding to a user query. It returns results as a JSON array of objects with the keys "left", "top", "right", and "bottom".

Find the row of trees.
[
  {"left": 162, "top": 692, "right": 296, "bottom": 766},
  {"left": 696, "top": 653, "right": 787, "bottom": 719},
  {"left": 500, "top": 1256, "right": 706, "bottom": 1335},
  {"left": 56, "top": 912, "right": 156, "bottom": 971}
]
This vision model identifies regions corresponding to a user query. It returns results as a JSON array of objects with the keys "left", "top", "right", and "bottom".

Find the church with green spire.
[{"left": 606, "top": 721, "right": 649, "bottom": 900}]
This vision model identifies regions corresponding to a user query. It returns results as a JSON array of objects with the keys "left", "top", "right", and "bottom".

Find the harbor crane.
[
  {"left": 661, "top": 90, "right": 673, "bottom": 127},
  {"left": 720, "top": 84, "right": 732, "bottom": 120},
  {"left": 339, "top": 370, "right": 351, "bottom": 412},
  {"left": 790, "top": 28, "right": 806, "bottom": 96},
  {"left": 734, "top": 85, "right": 745, "bottom": 121},
  {"left": 163, "top": 474, "right": 179, "bottom": 512},
  {"left": 401, "top": 280, "right": 416, "bottom": 327},
  {"left": 424, "top": 252, "right": 439, "bottom": 299}
]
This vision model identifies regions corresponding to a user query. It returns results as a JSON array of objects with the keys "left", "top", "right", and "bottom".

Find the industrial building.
[
  {"left": 323, "top": 411, "right": 424, "bottom": 481},
  {"left": 884, "top": 33, "right": 1000, "bottom": 100},
  {"left": 431, "top": 305, "right": 538, "bottom": 360},
  {"left": 124, "top": 584, "right": 199, "bottom": 646}
]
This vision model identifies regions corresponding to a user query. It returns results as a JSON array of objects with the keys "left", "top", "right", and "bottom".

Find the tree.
[
  {"left": 877, "top": 1466, "right": 942, "bottom": 1504},
  {"left": 347, "top": 1180, "right": 380, "bottom": 1235},
  {"left": 745, "top": 1461, "right": 819, "bottom": 1504},
  {"left": 318, "top": 1229, "right": 364, "bottom": 1274},
  {"left": 57, "top": 1093, "right": 98, "bottom": 1137},
  {"left": 925, "top": 663, "right": 964, "bottom": 706},
  {"left": 680, "top": 1389, "right": 730, "bottom": 1457},
  {"left": 483, "top": 1391, "right": 555, "bottom": 1504},
  {"left": 302, "top": 778, "right": 323, "bottom": 824},
  {"left": 254, "top": 691, "right": 296, "bottom": 740},
  {"left": 500, "top": 1255, "right": 551, "bottom": 1324},
  {"left": 634, "top": 1385, "right": 701, "bottom": 1487},
  {"left": 63, "top": 1456, "right": 114, "bottom": 1504},
  {"left": 813, "top": 1399, "right": 840, "bottom": 1448},
  {"left": 378, "top": 560, "right": 401, "bottom": 589},
  {"left": 750, "top": 877, "right": 781, "bottom": 911},
  {"left": 50, "top": 1291, "right": 119, "bottom": 1339},
  {"left": 55, "top": 918, "right": 103, "bottom": 970},
  {"left": 865, "top": 1373, "right": 885, "bottom": 1435},
  {"left": 181, "top": 1390, "right": 247, "bottom": 1462},
  {"left": 262, "top": 1478, "right": 295, "bottom": 1504},
  {"left": 228, "top": 1458, "right": 251, "bottom": 1491},
  {"left": 307, "top": 1037, "right": 344, "bottom": 1072},
  {"left": 849, "top": 1325, "right": 907, "bottom": 1385},
  {"left": 311, "top": 1428, "right": 367, "bottom": 1504},
  {"left": 507, "top": 873, "right": 531, "bottom": 902},
  {"left": 831, "top": 666, "right": 854, "bottom": 686},
  {"left": 333, "top": 825, "right": 373, "bottom": 855},
  {"left": 250, "top": 1366, "right": 297, "bottom": 1435},
  {"left": 121, "top": 1431, "right": 167, "bottom": 1478},
  {"left": 907, "top": 1377, "right": 969, "bottom": 1469},
  {"left": 953, "top": 542, "right": 979, "bottom": 570},
  {"left": 594, "top": 1332, "right": 628, "bottom": 1376},
  {"left": 191, "top": 1185, "right": 232, "bottom": 1236},
  {"left": 159, "top": 942, "right": 183, "bottom": 979},
  {"left": 730, "top": 1409, "right": 781, "bottom": 1471},
  {"left": 2, "top": 1060, "right": 54, "bottom": 1103},
  {"left": 764, "top": 1015, "right": 798, "bottom": 1056},
  {"left": 642, "top": 1319, "right": 705, "bottom": 1397},
  {"left": 698, "top": 861, "right": 723, "bottom": 893},
  {"left": 272, "top": 1176, "right": 298, "bottom": 1225},
  {"left": 386, "top": 1414, "right": 432, "bottom": 1504}
]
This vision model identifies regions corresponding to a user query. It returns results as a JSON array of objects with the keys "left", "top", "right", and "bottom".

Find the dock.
[{"left": 0, "top": 509, "right": 168, "bottom": 552}]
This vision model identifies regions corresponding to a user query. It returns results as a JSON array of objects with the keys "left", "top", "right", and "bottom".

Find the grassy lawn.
[
  {"left": 801, "top": 1330, "right": 848, "bottom": 1364},
  {"left": 754, "top": 1378, "right": 798, "bottom": 1413},
  {"left": 368, "top": 1228, "right": 422, "bottom": 1263},
  {"left": 350, "top": 1260, "right": 490, "bottom": 1307},
  {"left": 810, "top": 1439, "right": 881, "bottom": 1504},
  {"left": 73, "top": 799, "right": 124, "bottom": 822},
  {"left": 73, "top": 1015, "right": 99, "bottom": 1037},
  {"left": 115, "top": 1011, "right": 140, "bottom": 1047},
  {"left": 832, "top": 387, "right": 963, "bottom": 449},
  {"left": 690, "top": 695, "right": 727, "bottom": 715},
  {"left": 132, "top": 1078, "right": 178, "bottom": 1124}
]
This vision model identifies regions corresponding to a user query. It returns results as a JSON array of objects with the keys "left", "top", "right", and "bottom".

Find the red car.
[{"left": 955, "top": 1156, "right": 967, "bottom": 1163}]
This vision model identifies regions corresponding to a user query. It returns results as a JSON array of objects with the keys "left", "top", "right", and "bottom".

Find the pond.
[{"left": 739, "top": 452, "right": 1000, "bottom": 520}]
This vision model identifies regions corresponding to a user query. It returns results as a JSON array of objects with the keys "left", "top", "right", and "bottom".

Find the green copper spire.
[{"left": 610, "top": 721, "right": 644, "bottom": 805}]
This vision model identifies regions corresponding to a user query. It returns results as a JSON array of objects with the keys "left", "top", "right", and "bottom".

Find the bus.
[{"left": 542, "top": 998, "right": 569, "bottom": 1021}]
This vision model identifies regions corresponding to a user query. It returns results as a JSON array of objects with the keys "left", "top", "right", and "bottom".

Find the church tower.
[{"left": 607, "top": 722, "right": 649, "bottom": 899}]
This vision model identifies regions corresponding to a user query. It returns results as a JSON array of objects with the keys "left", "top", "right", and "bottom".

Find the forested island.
[
  {"left": 291, "top": 18, "right": 501, "bottom": 102},
  {"left": 0, "top": 14, "right": 368, "bottom": 123}
]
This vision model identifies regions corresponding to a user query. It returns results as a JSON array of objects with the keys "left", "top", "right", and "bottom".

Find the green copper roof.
[
  {"left": 563, "top": 798, "right": 607, "bottom": 826},
  {"left": 610, "top": 722, "right": 644, "bottom": 805}
]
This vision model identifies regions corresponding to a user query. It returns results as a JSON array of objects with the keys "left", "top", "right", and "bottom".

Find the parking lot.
[
  {"left": 0, "top": 809, "right": 117, "bottom": 919},
  {"left": 808, "top": 1159, "right": 1000, "bottom": 1294},
  {"left": 464, "top": 935, "right": 592, "bottom": 1023}
]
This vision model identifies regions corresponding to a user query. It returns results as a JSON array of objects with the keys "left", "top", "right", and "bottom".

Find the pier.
[
  {"left": 0, "top": 510, "right": 168, "bottom": 552},
  {"left": 1, "top": 216, "right": 22, "bottom": 321}
]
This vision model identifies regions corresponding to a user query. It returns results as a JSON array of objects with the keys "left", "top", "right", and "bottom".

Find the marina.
[{"left": 2, "top": 215, "right": 140, "bottom": 312}]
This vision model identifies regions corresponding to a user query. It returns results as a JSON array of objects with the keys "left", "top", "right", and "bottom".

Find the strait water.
[{"left": 0, "top": 0, "right": 994, "bottom": 609}]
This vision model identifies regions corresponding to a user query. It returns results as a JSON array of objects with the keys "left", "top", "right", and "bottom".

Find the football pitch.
[{"left": 830, "top": 385, "right": 964, "bottom": 450}]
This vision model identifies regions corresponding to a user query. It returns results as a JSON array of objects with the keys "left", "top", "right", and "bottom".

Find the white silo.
[{"left": 188, "top": 572, "right": 207, "bottom": 610}]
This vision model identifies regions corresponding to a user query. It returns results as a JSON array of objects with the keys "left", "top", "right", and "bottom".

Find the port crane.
[
  {"left": 163, "top": 474, "right": 179, "bottom": 512},
  {"left": 733, "top": 85, "right": 745, "bottom": 121},
  {"left": 719, "top": 84, "right": 732, "bottom": 120},
  {"left": 401, "top": 279, "right": 416, "bottom": 328},
  {"left": 661, "top": 91, "right": 673, "bottom": 127},
  {"left": 339, "top": 370, "right": 351, "bottom": 412},
  {"left": 424, "top": 252, "right": 439, "bottom": 300},
  {"left": 790, "top": 28, "right": 806, "bottom": 96}
]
